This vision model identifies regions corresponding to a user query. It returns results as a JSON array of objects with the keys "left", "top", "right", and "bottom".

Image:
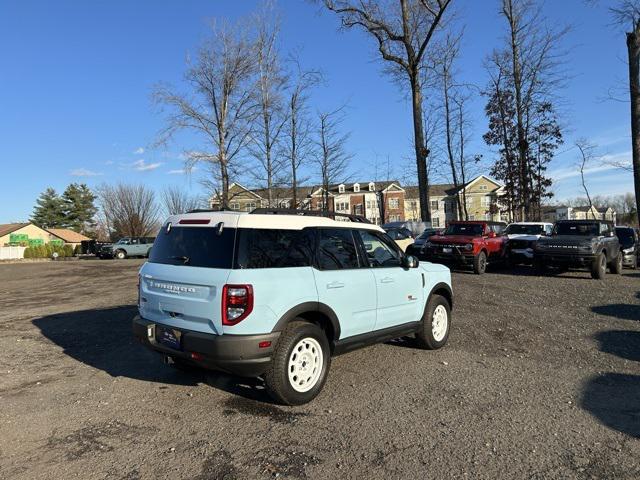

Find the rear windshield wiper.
[{"left": 170, "top": 255, "right": 190, "bottom": 264}]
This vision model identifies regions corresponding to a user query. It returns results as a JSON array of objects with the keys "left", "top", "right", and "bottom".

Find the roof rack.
[
  {"left": 250, "top": 208, "right": 372, "bottom": 224},
  {"left": 186, "top": 208, "right": 234, "bottom": 214}
]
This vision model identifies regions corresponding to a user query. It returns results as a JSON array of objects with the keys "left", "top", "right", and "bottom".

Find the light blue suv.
[{"left": 133, "top": 210, "right": 453, "bottom": 405}]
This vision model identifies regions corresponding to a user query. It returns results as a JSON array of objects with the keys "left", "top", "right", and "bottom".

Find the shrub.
[
  {"left": 23, "top": 247, "right": 32, "bottom": 258},
  {"left": 63, "top": 245, "right": 74, "bottom": 257},
  {"left": 73, "top": 244, "right": 82, "bottom": 256}
]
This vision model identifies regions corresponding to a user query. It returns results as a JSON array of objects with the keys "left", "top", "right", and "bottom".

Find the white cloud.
[
  {"left": 167, "top": 166, "right": 197, "bottom": 175},
  {"left": 105, "top": 160, "right": 114, "bottom": 165},
  {"left": 133, "top": 147, "right": 145, "bottom": 155},
  {"left": 549, "top": 150, "right": 632, "bottom": 182},
  {"left": 70, "top": 168, "right": 103, "bottom": 177},
  {"left": 132, "top": 159, "right": 162, "bottom": 171}
]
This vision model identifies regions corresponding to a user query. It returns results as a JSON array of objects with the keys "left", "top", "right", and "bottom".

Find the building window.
[
  {"left": 469, "top": 215, "right": 475, "bottom": 220},
  {"left": 432, "top": 217, "right": 440, "bottom": 228},
  {"left": 369, "top": 182, "right": 375, "bottom": 191},
  {"left": 336, "top": 201, "right": 349, "bottom": 211},
  {"left": 481, "top": 196, "right": 491, "bottom": 207},
  {"left": 279, "top": 200, "right": 291, "bottom": 208},
  {"left": 338, "top": 184, "right": 345, "bottom": 193},
  {"left": 389, "top": 214, "right": 401, "bottom": 222},
  {"left": 244, "top": 202, "right": 256, "bottom": 212},
  {"left": 354, "top": 204, "right": 363, "bottom": 215},
  {"left": 479, "top": 185, "right": 488, "bottom": 191},
  {"left": 465, "top": 197, "right": 473, "bottom": 206},
  {"left": 430, "top": 200, "right": 439, "bottom": 211},
  {"left": 366, "top": 200, "right": 377, "bottom": 209},
  {"left": 353, "top": 183, "right": 360, "bottom": 193},
  {"left": 230, "top": 202, "right": 240, "bottom": 211},
  {"left": 409, "top": 200, "right": 418, "bottom": 209},
  {"left": 389, "top": 198, "right": 399, "bottom": 209}
]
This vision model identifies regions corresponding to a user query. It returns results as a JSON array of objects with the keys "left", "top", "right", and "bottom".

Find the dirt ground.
[{"left": 0, "top": 259, "right": 639, "bottom": 479}]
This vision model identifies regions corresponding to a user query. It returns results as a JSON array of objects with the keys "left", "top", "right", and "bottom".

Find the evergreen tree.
[
  {"left": 31, "top": 188, "right": 65, "bottom": 228},
  {"left": 61, "top": 183, "right": 97, "bottom": 235}
]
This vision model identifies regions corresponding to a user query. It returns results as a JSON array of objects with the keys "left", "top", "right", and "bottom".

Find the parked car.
[
  {"left": 615, "top": 226, "right": 639, "bottom": 269},
  {"left": 421, "top": 220, "right": 508, "bottom": 274},
  {"left": 406, "top": 228, "right": 443, "bottom": 258},
  {"left": 99, "top": 237, "right": 155, "bottom": 259},
  {"left": 133, "top": 210, "right": 453, "bottom": 405},
  {"left": 384, "top": 226, "right": 414, "bottom": 251},
  {"left": 504, "top": 222, "right": 553, "bottom": 265},
  {"left": 534, "top": 220, "right": 622, "bottom": 279},
  {"left": 382, "top": 221, "right": 431, "bottom": 237}
]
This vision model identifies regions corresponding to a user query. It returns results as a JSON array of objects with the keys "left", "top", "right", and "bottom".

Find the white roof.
[{"left": 165, "top": 211, "right": 384, "bottom": 232}]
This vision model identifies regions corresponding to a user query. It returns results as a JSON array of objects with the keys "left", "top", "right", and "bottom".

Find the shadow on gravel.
[
  {"left": 581, "top": 373, "right": 640, "bottom": 439},
  {"left": 595, "top": 330, "right": 640, "bottom": 362},
  {"left": 592, "top": 303, "right": 640, "bottom": 321},
  {"left": 32, "top": 306, "right": 277, "bottom": 401}
]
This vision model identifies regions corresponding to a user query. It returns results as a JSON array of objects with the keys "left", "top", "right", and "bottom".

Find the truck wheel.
[
  {"left": 609, "top": 252, "right": 623, "bottom": 274},
  {"left": 591, "top": 252, "right": 606, "bottom": 279},
  {"left": 416, "top": 294, "right": 451, "bottom": 350},
  {"left": 533, "top": 257, "right": 546, "bottom": 274},
  {"left": 264, "top": 320, "right": 330, "bottom": 406},
  {"left": 115, "top": 250, "right": 126, "bottom": 260},
  {"left": 473, "top": 251, "right": 487, "bottom": 275}
]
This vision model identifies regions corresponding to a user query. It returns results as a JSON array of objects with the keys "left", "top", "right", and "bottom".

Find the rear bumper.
[{"left": 132, "top": 315, "right": 280, "bottom": 377}]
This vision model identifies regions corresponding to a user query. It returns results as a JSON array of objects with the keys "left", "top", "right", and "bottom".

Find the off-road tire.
[
  {"left": 416, "top": 294, "right": 451, "bottom": 350},
  {"left": 533, "top": 257, "right": 547, "bottom": 274},
  {"left": 264, "top": 320, "right": 330, "bottom": 406},
  {"left": 609, "top": 252, "right": 623, "bottom": 274},
  {"left": 115, "top": 250, "right": 126, "bottom": 260},
  {"left": 473, "top": 251, "right": 487, "bottom": 275},
  {"left": 591, "top": 252, "right": 606, "bottom": 279}
]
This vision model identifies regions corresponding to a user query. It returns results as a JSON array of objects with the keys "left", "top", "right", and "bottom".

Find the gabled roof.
[
  {"left": 404, "top": 184, "right": 458, "bottom": 199},
  {"left": 0, "top": 223, "right": 30, "bottom": 238},
  {"left": 47, "top": 228, "right": 91, "bottom": 243}
]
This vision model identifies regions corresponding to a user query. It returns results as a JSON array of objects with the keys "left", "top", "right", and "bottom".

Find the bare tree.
[
  {"left": 283, "top": 59, "right": 321, "bottom": 208},
  {"left": 611, "top": 1, "right": 640, "bottom": 225},
  {"left": 322, "top": 0, "right": 454, "bottom": 222},
  {"left": 154, "top": 20, "right": 257, "bottom": 209},
  {"left": 97, "top": 183, "right": 160, "bottom": 239},
  {"left": 249, "top": 11, "right": 289, "bottom": 207},
  {"left": 161, "top": 186, "right": 202, "bottom": 216},
  {"left": 315, "top": 107, "right": 352, "bottom": 212},
  {"left": 575, "top": 139, "right": 597, "bottom": 219}
]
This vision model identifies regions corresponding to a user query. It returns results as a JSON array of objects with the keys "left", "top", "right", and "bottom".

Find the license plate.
[
  {"left": 156, "top": 325, "right": 182, "bottom": 350},
  {"left": 443, "top": 248, "right": 452, "bottom": 254}
]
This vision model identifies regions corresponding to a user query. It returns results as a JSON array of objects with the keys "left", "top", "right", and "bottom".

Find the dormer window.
[
  {"left": 369, "top": 182, "right": 375, "bottom": 191},
  {"left": 338, "top": 184, "right": 345, "bottom": 193},
  {"left": 353, "top": 183, "right": 360, "bottom": 193}
]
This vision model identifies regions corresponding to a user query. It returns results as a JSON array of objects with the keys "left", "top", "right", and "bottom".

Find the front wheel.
[
  {"left": 264, "top": 320, "right": 330, "bottom": 405},
  {"left": 115, "top": 250, "right": 126, "bottom": 260},
  {"left": 473, "top": 251, "right": 487, "bottom": 275},
  {"left": 591, "top": 252, "right": 606, "bottom": 279},
  {"left": 416, "top": 294, "right": 451, "bottom": 350},
  {"left": 609, "top": 252, "right": 623, "bottom": 274}
]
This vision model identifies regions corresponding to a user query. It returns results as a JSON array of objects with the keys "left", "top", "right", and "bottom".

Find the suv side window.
[
  {"left": 236, "top": 228, "right": 314, "bottom": 269},
  {"left": 316, "top": 229, "right": 359, "bottom": 270},
  {"left": 357, "top": 230, "right": 402, "bottom": 268},
  {"left": 131, "top": 238, "right": 139, "bottom": 244},
  {"left": 599, "top": 223, "right": 609, "bottom": 236}
]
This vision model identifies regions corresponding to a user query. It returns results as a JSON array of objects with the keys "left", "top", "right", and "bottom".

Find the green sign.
[
  {"left": 28, "top": 238, "right": 44, "bottom": 246},
  {"left": 50, "top": 239, "right": 64, "bottom": 246},
  {"left": 9, "top": 233, "right": 28, "bottom": 243}
]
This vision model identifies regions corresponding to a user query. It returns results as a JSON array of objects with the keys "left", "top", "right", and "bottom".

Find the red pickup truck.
[{"left": 421, "top": 221, "right": 508, "bottom": 274}]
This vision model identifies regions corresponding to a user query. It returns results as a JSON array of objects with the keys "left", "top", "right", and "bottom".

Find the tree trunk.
[
  {"left": 443, "top": 75, "right": 463, "bottom": 219},
  {"left": 627, "top": 27, "right": 640, "bottom": 227},
  {"left": 410, "top": 74, "right": 431, "bottom": 222},
  {"left": 290, "top": 101, "right": 298, "bottom": 209}
]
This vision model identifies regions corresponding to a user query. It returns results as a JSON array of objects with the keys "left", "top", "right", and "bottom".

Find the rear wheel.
[
  {"left": 115, "top": 249, "right": 126, "bottom": 260},
  {"left": 264, "top": 320, "right": 330, "bottom": 405},
  {"left": 591, "top": 252, "right": 606, "bottom": 279},
  {"left": 609, "top": 252, "right": 623, "bottom": 274},
  {"left": 473, "top": 251, "right": 487, "bottom": 275},
  {"left": 416, "top": 294, "right": 451, "bottom": 350}
]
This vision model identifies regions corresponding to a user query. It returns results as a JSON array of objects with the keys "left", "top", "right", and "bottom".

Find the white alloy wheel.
[
  {"left": 288, "top": 337, "right": 324, "bottom": 393},
  {"left": 431, "top": 304, "right": 449, "bottom": 342}
]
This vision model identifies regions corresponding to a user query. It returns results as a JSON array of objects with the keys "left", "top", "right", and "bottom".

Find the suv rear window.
[
  {"left": 236, "top": 229, "right": 314, "bottom": 269},
  {"left": 149, "top": 226, "right": 236, "bottom": 268}
]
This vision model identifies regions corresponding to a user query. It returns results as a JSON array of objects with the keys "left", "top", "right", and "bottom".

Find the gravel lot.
[{"left": 0, "top": 259, "right": 639, "bottom": 479}]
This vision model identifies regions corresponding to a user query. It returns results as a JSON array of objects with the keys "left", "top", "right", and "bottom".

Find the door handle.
[
  {"left": 380, "top": 277, "right": 395, "bottom": 284},
  {"left": 327, "top": 281, "right": 345, "bottom": 289}
]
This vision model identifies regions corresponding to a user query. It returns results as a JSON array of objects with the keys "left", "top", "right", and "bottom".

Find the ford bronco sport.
[
  {"left": 534, "top": 220, "right": 622, "bottom": 279},
  {"left": 132, "top": 209, "right": 453, "bottom": 405},
  {"left": 421, "top": 220, "right": 508, "bottom": 274}
]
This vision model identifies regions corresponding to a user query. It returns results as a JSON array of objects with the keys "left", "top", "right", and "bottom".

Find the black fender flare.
[
  {"left": 271, "top": 302, "right": 341, "bottom": 340},
  {"left": 427, "top": 282, "right": 453, "bottom": 309}
]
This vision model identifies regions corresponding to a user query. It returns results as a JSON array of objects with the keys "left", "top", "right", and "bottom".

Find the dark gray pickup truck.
[{"left": 533, "top": 220, "right": 622, "bottom": 279}]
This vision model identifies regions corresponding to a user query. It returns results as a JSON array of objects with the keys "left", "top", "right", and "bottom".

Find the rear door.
[
  {"left": 139, "top": 222, "right": 237, "bottom": 335},
  {"left": 356, "top": 229, "right": 423, "bottom": 331},
  {"left": 312, "top": 228, "right": 377, "bottom": 339}
]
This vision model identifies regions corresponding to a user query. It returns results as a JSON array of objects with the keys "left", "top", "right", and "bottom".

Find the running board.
[{"left": 332, "top": 322, "right": 421, "bottom": 356}]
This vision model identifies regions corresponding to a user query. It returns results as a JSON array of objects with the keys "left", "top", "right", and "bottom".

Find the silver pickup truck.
[{"left": 98, "top": 237, "right": 155, "bottom": 259}]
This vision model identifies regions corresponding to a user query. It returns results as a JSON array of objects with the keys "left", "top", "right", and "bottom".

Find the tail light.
[{"left": 222, "top": 284, "right": 253, "bottom": 325}]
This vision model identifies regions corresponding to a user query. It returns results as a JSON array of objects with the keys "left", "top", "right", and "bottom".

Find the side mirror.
[{"left": 402, "top": 255, "right": 420, "bottom": 269}]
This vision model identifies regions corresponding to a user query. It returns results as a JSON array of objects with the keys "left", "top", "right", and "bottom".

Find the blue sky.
[{"left": 0, "top": 0, "right": 634, "bottom": 221}]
